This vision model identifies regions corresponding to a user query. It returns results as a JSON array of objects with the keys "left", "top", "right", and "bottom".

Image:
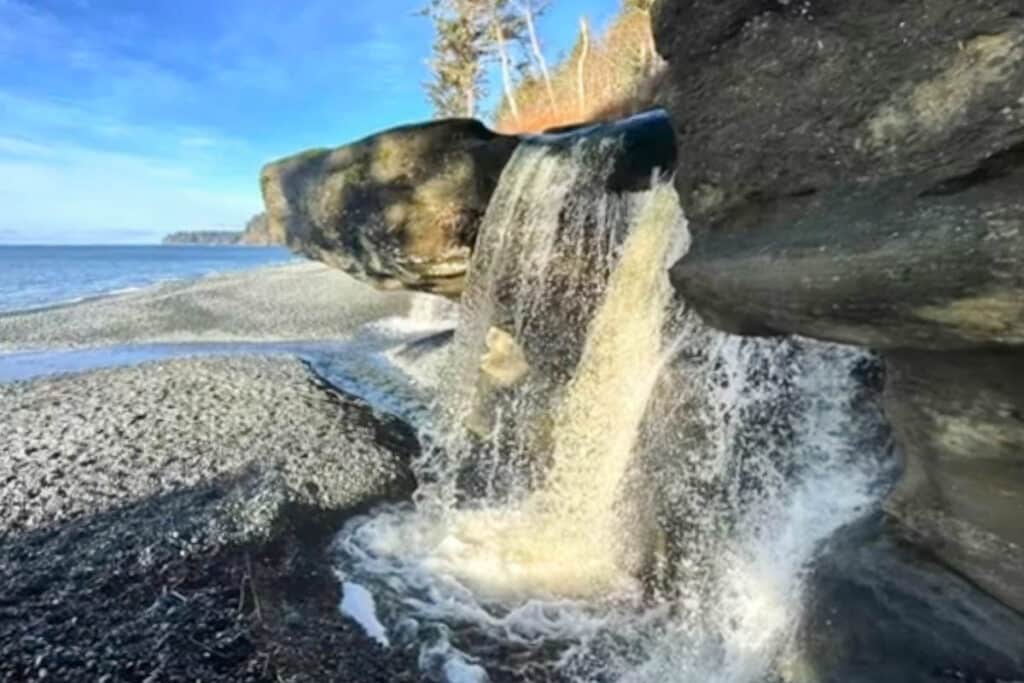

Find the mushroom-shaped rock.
[{"left": 260, "top": 119, "right": 520, "bottom": 298}]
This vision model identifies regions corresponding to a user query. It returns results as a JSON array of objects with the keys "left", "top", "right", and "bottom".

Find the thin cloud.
[
  {"left": 0, "top": 152, "right": 257, "bottom": 243},
  {"left": 0, "top": 0, "right": 444, "bottom": 241}
]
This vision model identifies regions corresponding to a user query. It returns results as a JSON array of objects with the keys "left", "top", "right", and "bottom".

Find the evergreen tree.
[
  {"left": 422, "top": 0, "right": 490, "bottom": 118},
  {"left": 421, "top": 0, "right": 530, "bottom": 119}
]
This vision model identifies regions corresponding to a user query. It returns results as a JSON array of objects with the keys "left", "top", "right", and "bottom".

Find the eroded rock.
[
  {"left": 883, "top": 350, "right": 1024, "bottom": 613},
  {"left": 652, "top": 0, "right": 1024, "bottom": 349},
  {"left": 652, "top": 0, "right": 1024, "bottom": 622},
  {"left": 799, "top": 514, "right": 1024, "bottom": 683},
  {"left": 260, "top": 119, "right": 520, "bottom": 297},
  {"left": 668, "top": 178, "right": 1024, "bottom": 350}
]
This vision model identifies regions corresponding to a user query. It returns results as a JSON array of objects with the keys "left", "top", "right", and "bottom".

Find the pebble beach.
[{"left": 0, "top": 263, "right": 427, "bottom": 681}]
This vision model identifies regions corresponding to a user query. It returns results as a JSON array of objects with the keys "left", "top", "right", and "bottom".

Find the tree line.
[
  {"left": 421, "top": 0, "right": 554, "bottom": 120},
  {"left": 421, "top": 0, "right": 658, "bottom": 126}
]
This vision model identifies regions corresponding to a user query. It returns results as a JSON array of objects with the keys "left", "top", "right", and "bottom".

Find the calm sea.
[{"left": 0, "top": 245, "right": 297, "bottom": 314}]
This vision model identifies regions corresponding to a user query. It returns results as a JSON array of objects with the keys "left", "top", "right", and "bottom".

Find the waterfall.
[{"left": 333, "top": 113, "right": 893, "bottom": 682}]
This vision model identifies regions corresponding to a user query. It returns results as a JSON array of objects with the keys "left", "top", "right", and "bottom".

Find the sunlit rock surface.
[
  {"left": 652, "top": 0, "right": 1024, "bottom": 347},
  {"left": 260, "top": 119, "right": 520, "bottom": 297}
]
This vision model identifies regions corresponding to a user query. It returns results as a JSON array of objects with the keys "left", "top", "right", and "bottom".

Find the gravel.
[{"left": 0, "top": 356, "right": 423, "bottom": 681}]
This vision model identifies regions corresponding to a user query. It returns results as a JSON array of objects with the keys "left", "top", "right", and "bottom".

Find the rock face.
[
  {"left": 260, "top": 120, "right": 520, "bottom": 298},
  {"left": 652, "top": 0, "right": 1024, "bottom": 348},
  {"left": 162, "top": 213, "right": 281, "bottom": 246},
  {"left": 239, "top": 211, "right": 277, "bottom": 245},
  {"left": 653, "top": 1, "right": 1024, "bottom": 238},
  {"left": 800, "top": 514, "right": 1024, "bottom": 683},
  {"left": 665, "top": 182, "right": 1024, "bottom": 349},
  {"left": 883, "top": 350, "right": 1024, "bottom": 612},
  {"left": 652, "top": 0, "right": 1024, "bottom": 663}
]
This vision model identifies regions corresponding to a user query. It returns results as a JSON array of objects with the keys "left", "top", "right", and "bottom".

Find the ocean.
[{"left": 0, "top": 245, "right": 297, "bottom": 314}]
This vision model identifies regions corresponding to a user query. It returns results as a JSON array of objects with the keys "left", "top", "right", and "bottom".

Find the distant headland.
[{"left": 162, "top": 212, "right": 280, "bottom": 245}]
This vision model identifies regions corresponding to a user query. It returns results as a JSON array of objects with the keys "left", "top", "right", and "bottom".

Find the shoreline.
[
  {"left": 0, "top": 261, "right": 413, "bottom": 353},
  {"left": 0, "top": 253, "right": 440, "bottom": 678},
  {"left": 0, "top": 255, "right": 445, "bottom": 678},
  {"left": 0, "top": 285, "right": 149, "bottom": 317},
  {"left": 0, "top": 340, "right": 346, "bottom": 383},
  {"left": 0, "top": 258, "right": 301, "bottom": 319}
]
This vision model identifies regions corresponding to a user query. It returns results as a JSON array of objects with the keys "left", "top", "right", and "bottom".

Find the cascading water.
[{"left": 333, "top": 114, "right": 894, "bottom": 682}]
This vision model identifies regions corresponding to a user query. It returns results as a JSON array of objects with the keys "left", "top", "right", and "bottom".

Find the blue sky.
[{"left": 0, "top": 0, "right": 620, "bottom": 244}]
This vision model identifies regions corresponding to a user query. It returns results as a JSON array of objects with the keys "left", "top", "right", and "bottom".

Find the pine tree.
[
  {"left": 422, "top": 0, "right": 488, "bottom": 117},
  {"left": 421, "top": 0, "right": 530, "bottom": 119}
]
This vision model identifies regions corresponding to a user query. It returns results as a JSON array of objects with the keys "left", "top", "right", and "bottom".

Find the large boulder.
[
  {"left": 652, "top": 0, "right": 1024, "bottom": 619},
  {"left": 260, "top": 119, "right": 520, "bottom": 297},
  {"left": 652, "top": 0, "right": 1024, "bottom": 348}
]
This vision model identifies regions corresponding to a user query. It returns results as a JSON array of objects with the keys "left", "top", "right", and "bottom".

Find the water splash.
[
  {"left": 385, "top": 181, "right": 685, "bottom": 603},
  {"left": 333, "top": 117, "right": 893, "bottom": 682}
]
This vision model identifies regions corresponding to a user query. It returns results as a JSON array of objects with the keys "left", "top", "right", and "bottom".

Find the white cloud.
[{"left": 0, "top": 0, "right": 433, "bottom": 242}]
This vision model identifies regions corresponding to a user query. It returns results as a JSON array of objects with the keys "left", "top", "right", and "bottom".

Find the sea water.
[{"left": 0, "top": 244, "right": 295, "bottom": 314}]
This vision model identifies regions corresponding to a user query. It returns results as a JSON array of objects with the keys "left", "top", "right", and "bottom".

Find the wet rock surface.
[
  {"left": 800, "top": 514, "right": 1024, "bottom": 683},
  {"left": 260, "top": 119, "right": 520, "bottom": 298},
  {"left": 0, "top": 356, "right": 421, "bottom": 682},
  {"left": 883, "top": 350, "right": 1024, "bottom": 614},
  {"left": 522, "top": 110, "right": 677, "bottom": 195},
  {"left": 652, "top": 0, "right": 1024, "bottom": 622}
]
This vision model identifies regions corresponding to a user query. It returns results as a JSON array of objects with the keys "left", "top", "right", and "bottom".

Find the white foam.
[
  {"left": 340, "top": 581, "right": 390, "bottom": 648},
  {"left": 443, "top": 657, "right": 489, "bottom": 683},
  {"left": 330, "top": 134, "right": 892, "bottom": 682}
]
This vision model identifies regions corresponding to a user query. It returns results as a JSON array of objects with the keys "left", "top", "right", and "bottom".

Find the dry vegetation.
[{"left": 494, "top": 7, "right": 664, "bottom": 134}]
